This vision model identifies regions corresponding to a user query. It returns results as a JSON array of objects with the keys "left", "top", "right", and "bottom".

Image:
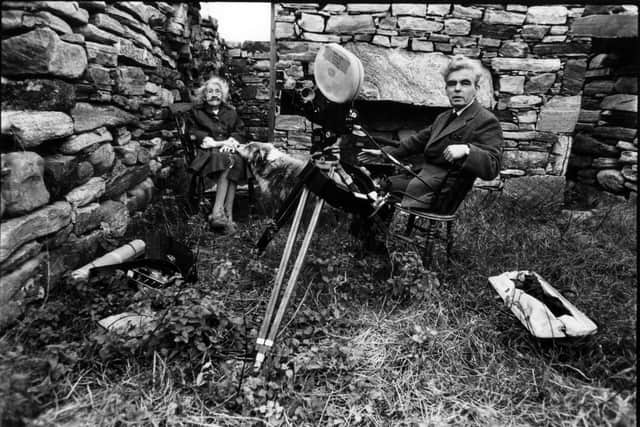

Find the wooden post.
[{"left": 268, "top": 2, "right": 276, "bottom": 142}]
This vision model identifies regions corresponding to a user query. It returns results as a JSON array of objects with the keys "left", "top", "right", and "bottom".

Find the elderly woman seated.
[{"left": 187, "top": 76, "right": 248, "bottom": 234}]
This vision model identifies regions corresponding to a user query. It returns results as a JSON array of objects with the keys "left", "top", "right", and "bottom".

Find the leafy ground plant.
[{"left": 0, "top": 189, "right": 636, "bottom": 426}]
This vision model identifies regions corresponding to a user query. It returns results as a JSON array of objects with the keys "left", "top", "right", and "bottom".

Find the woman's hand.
[
  {"left": 220, "top": 138, "right": 239, "bottom": 153},
  {"left": 357, "top": 148, "right": 383, "bottom": 164},
  {"left": 219, "top": 138, "right": 241, "bottom": 153}
]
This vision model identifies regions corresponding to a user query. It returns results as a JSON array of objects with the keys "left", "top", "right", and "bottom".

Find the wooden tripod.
[{"left": 254, "top": 164, "right": 336, "bottom": 371}]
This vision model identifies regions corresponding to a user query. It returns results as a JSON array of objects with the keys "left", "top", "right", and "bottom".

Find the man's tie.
[{"left": 442, "top": 110, "right": 458, "bottom": 130}]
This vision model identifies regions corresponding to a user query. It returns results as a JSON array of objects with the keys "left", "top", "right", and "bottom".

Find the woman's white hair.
[
  {"left": 196, "top": 76, "right": 229, "bottom": 104},
  {"left": 442, "top": 55, "right": 483, "bottom": 85}
]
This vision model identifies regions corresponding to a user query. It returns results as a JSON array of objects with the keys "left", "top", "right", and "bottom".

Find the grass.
[{"left": 0, "top": 188, "right": 636, "bottom": 426}]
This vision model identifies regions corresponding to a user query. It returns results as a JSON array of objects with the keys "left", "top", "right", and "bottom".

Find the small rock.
[
  {"left": 596, "top": 169, "right": 625, "bottom": 192},
  {"left": 65, "top": 177, "right": 106, "bottom": 208},
  {"left": 1, "top": 152, "right": 49, "bottom": 217}
]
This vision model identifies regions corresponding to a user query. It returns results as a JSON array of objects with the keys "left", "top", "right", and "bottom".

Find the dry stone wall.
[
  {"left": 271, "top": 2, "right": 635, "bottom": 199},
  {"left": 225, "top": 40, "right": 272, "bottom": 142},
  {"left": 0, "top": 1, "right": 223, "bottom": 328},
  {"left": 566, "top": 6, "right": 638, "bottom": 203}
]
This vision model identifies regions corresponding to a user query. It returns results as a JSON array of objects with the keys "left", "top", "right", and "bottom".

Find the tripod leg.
[
  {"left": 446, "top": 221, "right": 454, "bottom": 265},
  {"left": 254, "top": 195, "right": 325, "bottom": 371},
  {"left": 255, "top": 187, "right": 310, "bottom": 359},
  {"left": 256, "top": 178, "right": 306, "bottom": 252}
]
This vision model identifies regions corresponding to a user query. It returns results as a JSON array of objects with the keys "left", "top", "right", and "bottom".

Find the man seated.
[{"left": 358, "top": 55, "right": 504, "bottom": 214}]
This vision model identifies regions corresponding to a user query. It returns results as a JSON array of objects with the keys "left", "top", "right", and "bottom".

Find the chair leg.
[
  {"left": 197, "top": 175, "right": 208, "bottom": 214},
  {"left": 422, "top": 220, "right": 436, "bottom": 268},
  {"left": 405, "top": 214, "right": 416, "bottom": 236},
  {"left": 187, "top": 174, "right": 202, "bottom": 214},
  {"left": 248, "top": 179, "right": 255, "bottom": 215},
  {"left": 446, "top": 221, "right": 454, "bottom": 265}
]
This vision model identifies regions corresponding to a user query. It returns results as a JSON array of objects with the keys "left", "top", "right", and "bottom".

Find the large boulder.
[
  {"left": 537, "top": 96, "right": 582, "bottom": 133},
  {"left": 44, "top": 154, "right": 94, "bottom": 199},
  {"left": 72, "top": 202, "right": 101, "bottom": 235},
  {"left": 1, "top": 110, "right": 74, "bottom": 148},
  {"left": 345, "top": 43, "right": 494, "bottom": 108},
  {"left": 113, "top": 2, "right": 152, "bottom": 24},
  {"left": 572, "top": 133, "right": 620, "bottom": 157},
  {"left": 103, "top": 163, "right": 150, "bottom": 199},
  {"left": 114, "top": 66, "right": 146, "bottom": 96},
  {"left": 118, "top": 40, "right": 160, "bottom": 68},
  {"left": 325, "top": 15, "right": 375, "bottom": 33},
  {"left": 0, "top": 241, "right": 42, "bottom": 275},
  {"left": 297, "top": 13, "right": 325, "bottom": 32},
  {"left": 562, "top": 59, "right": 587, "bottom": 96},
  {"left": 503, "top": 175, "right": 566, "bottom": 212},
  {"left": 97, "top": 200, "right": 129, "bottom": 238},
  {"left": 1, "top": 27, "right": 87, "bottom": 79},
  {"left": 525, "top": 6, "right": 568, "bottom": 25},
  {"left": 35, "top": 1, "right": 90, "bottom": 25},
  {"left": 1, "top": 152, "right": 50, "bottom": 217},
  {"left": 88, "top": 143, "right": 115, "bottom": 174},
  {"left": 397, "top": 17, "right": 443, "bottom": 33},
  {"left": 65, "top": 177, "right": 106, "bottom": 208},
  {"left": 1, "top": 78, "right": 76, "bottom": 111},
  {"left": 502, "top": 150, "right": 549, "bottom": 170},
  {"left": 572, "top": 14, "right": 638, "bottom": 38},
  {"left": 0, "top": 201, "right": 71, "bottom": 263},
  {"left": 47, "top": 229, "right": 103, "bottom": 285},
  {"left": 58, "top": 126, "right": 112, "bottom": 154},
  {"left": 484, "top": 9, "right": 526, "bottom": 25},
  {"left": 85, "top": 41, "right": 118, "bottom": 66},
  {"left": 600, "top": 94, "right": 637, "bottom": 113},
  {"left": 596, "top": 169, "right": 626, "bottom": 193},
  {"left": 71, "top": 102, "right": 137, "bottom": 133},
  {"left": 77, "top": 23, "right": 122, "bottom": 45},
  {"left": 491, "top": 58, "right": 561, "bottom": 73},
  {"left": 0, "top": 253, "right": 48, "bottom": 329}
]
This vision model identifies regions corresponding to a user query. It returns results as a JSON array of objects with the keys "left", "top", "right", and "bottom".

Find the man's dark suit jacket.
[{"left": 381, "top": 99, "right": 503, "bottom": 211}]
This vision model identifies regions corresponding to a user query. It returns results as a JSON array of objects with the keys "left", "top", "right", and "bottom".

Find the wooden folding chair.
[
  {"left": 389, "top": 172, "right": 473, "bottom": 268},
  {"left": 168, "top": 102, "right": 204, "bottom": 212}
]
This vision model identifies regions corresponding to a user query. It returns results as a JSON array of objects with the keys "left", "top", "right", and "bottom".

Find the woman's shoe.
[
  {"left": 208, "top": 212, "right": 228, "bottom": 229},
  {"left": 224, "top": 221, "right": 238, "bottom": 235}
]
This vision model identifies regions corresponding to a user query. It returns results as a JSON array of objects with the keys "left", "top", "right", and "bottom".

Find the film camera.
[{"left": 278, "top": 43, "right": 367, "bottom": 160}]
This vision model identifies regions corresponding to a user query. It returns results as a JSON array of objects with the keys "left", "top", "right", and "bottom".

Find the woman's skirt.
[{"left": 188, "top": 148, "right": 248, "bottom": 184}]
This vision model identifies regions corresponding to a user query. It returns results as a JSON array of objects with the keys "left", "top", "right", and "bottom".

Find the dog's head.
[{"left": 237, "top": 141, "right": 274, "bottom": 167}]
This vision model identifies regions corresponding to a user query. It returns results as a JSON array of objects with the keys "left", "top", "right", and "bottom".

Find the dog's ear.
[
  {"left": 243, "top": 142, "right": 261, "bottom": 164},
  {"left": 257, "top": 143, "right": 270, "bottom": 162}
]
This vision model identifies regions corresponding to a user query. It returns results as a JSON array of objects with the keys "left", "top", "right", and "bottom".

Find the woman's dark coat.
[{"left": 187, "top": 102, "right": 248, "bottom": 183}]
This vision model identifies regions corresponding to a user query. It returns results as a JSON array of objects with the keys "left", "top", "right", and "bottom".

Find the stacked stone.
[
  {"left": 567, "top": 7, "right": 638, "bottom": 200},
  {"left": 272, "top": 3, "right": 595, "bottom": 193},
  {"left": 0, "top": 1, "right": 213, "bottom": 327},
  {"left": 226, "top": 40, "right": 272, "bottom": 142},
  {"left": 178, "top": 9, "right": 226, "bottom": 92}
]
